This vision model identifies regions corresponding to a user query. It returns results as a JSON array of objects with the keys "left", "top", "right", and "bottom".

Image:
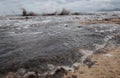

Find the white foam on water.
[
  {"left": 39, "top": 65, "right": 74, "bottom": 76},
  {"left": 47, "top": 64, "right": 55, "bottom": 70},
  {"left": 47, "top": 32, "right": 55, "bottom": 36},
  {"left": 79, "top": 49, "right": 93, "bottom": 62},
  {"left": 73, "top": 63, "right": 81, "bottom": 68},
  {"left": 8, "top": 31, "right": 43, "bottom": 36},
  {"left": 41, "top": 20, "right": 52, "bottom": 23},
  {"left": 79, "top": 49, "right": 93, "bottom": 56},
  {"left": 94, "top": 43, "right": 106, "bottom": 51},
  {"left": 94, "top": 35, "right": 114, "bottom": 51},
  {"left": 104, "top": 36, "right": 114, "bottom": 42}
]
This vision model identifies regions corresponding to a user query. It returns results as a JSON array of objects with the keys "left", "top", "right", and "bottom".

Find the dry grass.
[
  {"left": 64, "top": 47, "right": 120, "bottom": 78},
  {"left": 80, "top": 18, "right": 120, "bottom": 25}
]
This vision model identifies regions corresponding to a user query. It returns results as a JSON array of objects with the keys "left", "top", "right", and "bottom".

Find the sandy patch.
[
  {"left": 80, "top": 18, "right": 120, "bottom": 25},
  {"left": 64, "top": 47, "right": 120, "bottom": 78}
]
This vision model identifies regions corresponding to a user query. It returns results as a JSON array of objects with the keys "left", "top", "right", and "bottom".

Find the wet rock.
[
  {"left": 46, "top": 68, "right": 67, "bottom": 78},
  {"left": 83, "top": 58, "right": 96, "bottom": 68}
]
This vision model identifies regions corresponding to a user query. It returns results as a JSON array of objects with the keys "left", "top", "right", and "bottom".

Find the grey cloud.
[{"left": 0, "top": 0, "right": 120, "bottom": 15}]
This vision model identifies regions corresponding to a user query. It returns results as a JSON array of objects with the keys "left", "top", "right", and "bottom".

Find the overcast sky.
[{"left": 0, "top": 0, "right": 120, "bottom": 15}]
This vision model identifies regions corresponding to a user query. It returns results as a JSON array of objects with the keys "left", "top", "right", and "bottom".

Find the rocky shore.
[{"left": 0, "top": 12, "right": 120, "bottom": 78}]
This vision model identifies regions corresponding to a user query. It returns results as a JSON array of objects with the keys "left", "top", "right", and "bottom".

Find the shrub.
[
  {"left": 58, "top": 8, "right": 70, "bottom": 15},
  {"left": 22, "top": 8, "right": 27, "bottom": 16},
  {"left": 21, "top": 8, "right": 37, "bottom": 16}
]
